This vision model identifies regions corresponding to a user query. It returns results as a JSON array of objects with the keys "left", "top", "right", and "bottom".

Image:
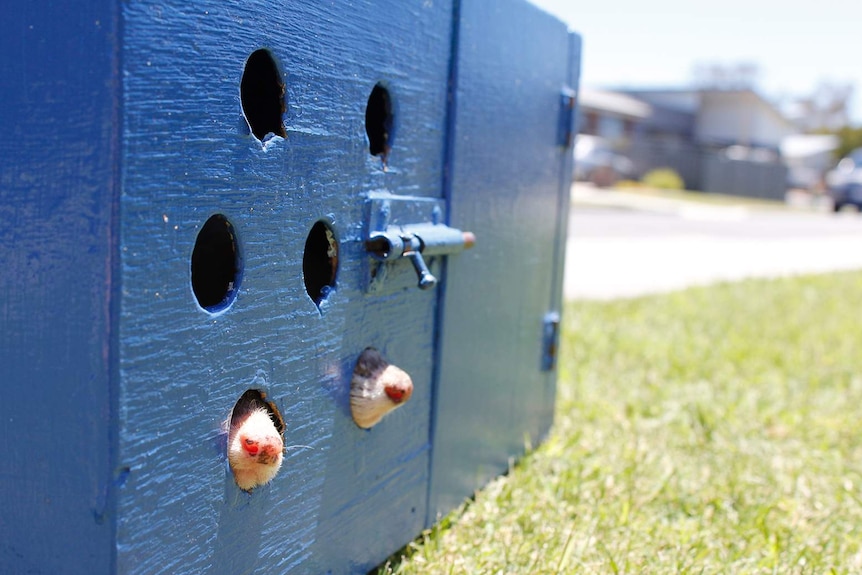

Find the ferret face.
[
  {"left": 350, "top": 348, "right": 414, "bottom": 429},
  {"left": 227, "top": 406, "right": 284, "bottom": 491}
]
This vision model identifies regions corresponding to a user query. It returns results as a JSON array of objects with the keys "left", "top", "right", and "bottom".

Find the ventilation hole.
[
  {"left": 191, "top": 214, "right": 241, "bottom": 313},
  {"left": 240, "top": 49, "right": 287, "bottom": 141},
  {"left": 365, "top": 83, "right": 393, "bottom": 161},
  {"left": 229, "top": 389, "right": 285, "bottom": 436},
  {"left": 302, "top": 221, "right": 338, "bottom": 307}
]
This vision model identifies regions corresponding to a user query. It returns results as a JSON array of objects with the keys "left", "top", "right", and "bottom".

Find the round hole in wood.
[
  {"left": 302, "top": 220, "right": 338, "bottom": 308},
  {"left": 240, "top": 49, "right": 287, "bottom": 141},
  {"left": 191, "top": 214, "right": 241, "bottom": 313},
  {"left": 365, "top": 83, "right": 393, "bottom": 161}
]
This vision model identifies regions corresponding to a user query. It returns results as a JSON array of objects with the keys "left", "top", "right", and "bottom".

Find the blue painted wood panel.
[
  {"left": 0, "top": 1, "right": 120, "bottom": 573},
  {"left": 0, "top": 0, "right": 576, "bottom": 572},
  {"left": 429, "top": 0, "right": 579, "bottom": 517},
  {"left": 117, "top": 1, "right": 452, "bottom": 574}
]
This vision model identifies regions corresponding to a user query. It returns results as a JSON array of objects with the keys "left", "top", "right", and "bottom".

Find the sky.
[{"left": 528, "top": 0, "right": 862, "bottom": 123}]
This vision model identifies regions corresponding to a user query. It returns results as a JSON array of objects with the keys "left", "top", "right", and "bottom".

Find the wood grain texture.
[
  {"left": 429, "top": 0, "right": 578, "bottom": 518},
  {"left": 0, "top": 1, "right": 120, "bottom": 573},
  {"left": 117, "top": 1, "right": 451, "bottom": 573},
  {"left": 0, "top": 0, "right": 575, "bottom": 572}
]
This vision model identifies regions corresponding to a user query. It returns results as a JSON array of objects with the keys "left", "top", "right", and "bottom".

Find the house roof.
[
  {"left": 701, "top": 90, "right": 796, "bottom": 133},
  {"left": 621, "top": 88, "right": 795, "bottom": 132},
  {"left": 617, "top": 88, "right": 799, "bottom": 148},
  {"left": 579, "top": 88, "right": 652, "bottom": 120}
]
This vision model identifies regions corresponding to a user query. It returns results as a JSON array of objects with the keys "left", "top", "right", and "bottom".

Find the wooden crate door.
[
  {"left": 429, "top": 0, "right": 580, "bottom": 517},
  {"left": 117, "top": 2, "right": 453, "bottom": 573}
]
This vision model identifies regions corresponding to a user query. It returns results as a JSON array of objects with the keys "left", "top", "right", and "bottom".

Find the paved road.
[{"left": 564, "top": 190, "right": 862, "bottom": 300}]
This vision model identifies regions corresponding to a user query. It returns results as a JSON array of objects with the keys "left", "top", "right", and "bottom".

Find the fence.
[{"left": 628, "top": 137, "right": 788, "bottom": 200}]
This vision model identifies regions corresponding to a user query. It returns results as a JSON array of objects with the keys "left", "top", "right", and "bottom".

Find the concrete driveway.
[{"left": 564, "top": 185, "right": 862, "bottom": 300}]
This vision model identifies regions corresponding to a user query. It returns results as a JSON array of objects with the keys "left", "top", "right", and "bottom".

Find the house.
[
  {"left": 577, "top": 88, "right": 651, "bottom": 144},
  {"left": 577, "top": 87, "right": 799, "bottom": 199},
  {"left": 626, "top": 88, "right": 797, "bottom": 152}
]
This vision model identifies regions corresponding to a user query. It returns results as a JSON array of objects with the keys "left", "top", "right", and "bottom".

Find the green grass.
[{"left": 378, "top": 271, "right": 862, "bottom": 574}]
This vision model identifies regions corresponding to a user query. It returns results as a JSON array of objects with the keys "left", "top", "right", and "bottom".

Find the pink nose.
[
  {"left": 242, "top": 438, "right": 259, "bottom": 455},
  {"left": 385, "top": 385, "right": 411, "bottom": 404}
]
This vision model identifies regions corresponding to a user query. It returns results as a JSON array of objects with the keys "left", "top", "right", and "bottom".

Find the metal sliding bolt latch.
[{"left": 366, "top": 223, "right": 476, "bottom": 290}]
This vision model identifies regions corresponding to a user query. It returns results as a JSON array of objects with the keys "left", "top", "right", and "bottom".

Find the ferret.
[
  {"left": 350, "top": 347, "right": 413, "bottom": 429},
  {"left": 227, "top": 402, "right": 284, "bottom": 492}
]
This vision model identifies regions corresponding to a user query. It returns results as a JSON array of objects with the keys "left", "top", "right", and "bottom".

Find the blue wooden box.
[{"left": 0, "top": 0, "right": 580, "bottom": 572}]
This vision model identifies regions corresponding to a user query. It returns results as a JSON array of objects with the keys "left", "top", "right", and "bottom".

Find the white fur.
[
  {"left": 350, "top": 353, "right": 413, "bottom": 429},
  {"left": 227, "top": 407, "right": 284, "bottom": 491}
]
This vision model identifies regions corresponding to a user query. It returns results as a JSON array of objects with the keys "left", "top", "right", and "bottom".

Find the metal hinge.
[
  {"left": 558, "top": 86, "right": 577, "bottom": 148},
  {"left": 541, "top": 311, "right": 561, "bottom": 371}
]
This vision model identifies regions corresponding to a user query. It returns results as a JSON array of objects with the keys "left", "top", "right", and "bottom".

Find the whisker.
[{"left": 285, "top": 444, "right": 315, "bottom": 452}]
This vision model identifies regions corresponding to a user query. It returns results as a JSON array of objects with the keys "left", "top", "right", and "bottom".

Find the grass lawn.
[{"left": 378, "top": 271, "right": 862, "bottom": 574}]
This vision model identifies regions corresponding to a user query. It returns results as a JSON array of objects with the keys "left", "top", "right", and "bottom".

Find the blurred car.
[
  {"left": 826, "top": 148, "right": 862, "bottom": 211},
  {"left": 572, "top": 134, "right": 635, "bottom": 187}
]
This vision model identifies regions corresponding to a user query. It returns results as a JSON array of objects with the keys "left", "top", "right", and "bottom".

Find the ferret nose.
[
  {"left": 242, "top": 438, "right": 260, "bottom": 455},
  {"left": 385, "top": 384, "right": 411, "bottom": 404}
]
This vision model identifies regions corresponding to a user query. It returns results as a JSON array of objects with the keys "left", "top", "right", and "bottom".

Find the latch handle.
[
  {"left": 366, "top": 225, "right": 475, "bottom": 290},
  {"left": 406, "top": 250, "right": 438, "bottom": 290}
]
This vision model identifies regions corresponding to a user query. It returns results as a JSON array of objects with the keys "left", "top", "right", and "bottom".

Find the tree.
[
  {"left": 791, "top": 82, "right": 854, "bottom": 133},
  {"left": 832, "top": 125, "right": 862, "bottom": 160}
]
